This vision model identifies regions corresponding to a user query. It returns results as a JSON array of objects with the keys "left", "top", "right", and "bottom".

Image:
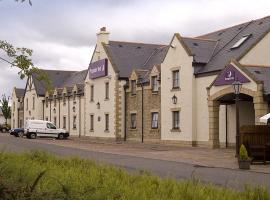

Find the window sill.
[
  {"left": 89, "top": 129, "right": 94, "bottom": 132},
  {"left": 170, "top": 128, "right": 181, "bottom": 133},
  {"left": 104, "top": 130, "right": 110, "bottom": 133},
  {"left": 171, "top": 87, "right": 181, "bottom": 92},
  {"left": 152, "top": 91, "right": 159, "bottom": 95},
  {"left": 90, "top": 100, "right": 94, "bottom": 103},
  {"left": 130, "top": 128, "right": 137, "bottom": 131},
  {"left": 130, "top": 94, "right": 136, "bottom": 97},
  {"left": 151, "top": 127, "right": 158, "bottom": 130},
  {"left": 73, "top": 128, "right": 77, "bottom": 130},
  {"left": 104, "top": 98, "right": 110, "bottom": 101}
]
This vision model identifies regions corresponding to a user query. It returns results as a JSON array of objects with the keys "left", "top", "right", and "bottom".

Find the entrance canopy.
[{"left": 259, "top": 113, "right": 270, "bottom": 124}]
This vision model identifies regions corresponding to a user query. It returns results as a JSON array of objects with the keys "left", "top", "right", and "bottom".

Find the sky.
[{"left": 0, "top": 0, "right": 269, "bottom": 99}]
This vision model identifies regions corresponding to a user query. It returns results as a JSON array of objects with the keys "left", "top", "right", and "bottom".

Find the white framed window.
[
  {"left": 151, "top": 76, "right": 158, "bottom": 92},
  {"left": 105, "top": 82, "right": 109, "bottom": 100},
  {"left": 32, "top": 96, "right": 35, "bottom": 110},
  {"left": 26, "top": 98, "right": 28, "bottom": 110},
  {"left": 90, "top": 85, "right": 94, "bottom": 101},
  {"left": 172, "top": 70, "right": 179, "bottom": 89},
  {"left": 131, "top": 80, "right": 136, "bottom": 95},
  {"left": 90, "top": 115, "right": 94, "bottom": 131},
  {"left": 151, "top": 112, "right": 158, "bottom": 129},
  {"left": 73, "top": 115, "right": 77, "bottom": 129},
  {"left": 105, "top": 114, "right": 109, "bottom": 131},
  {"left": 130, "top": 113, "right": 137, "bottom": 129},
  {"left": 172, "top": 111, "right": 180, "bottom": 129},
  {"left": 63, "top": 116, "right": 66, "bottom": 129}
]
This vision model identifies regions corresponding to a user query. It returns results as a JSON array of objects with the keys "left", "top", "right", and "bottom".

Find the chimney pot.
[{"left": 100, "top": 27, "right": 106, "bottom": 32}]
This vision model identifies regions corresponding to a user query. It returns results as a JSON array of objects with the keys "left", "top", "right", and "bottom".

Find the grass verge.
[{"left": 0, "top": 150, "right": 269, "bottom": 200}]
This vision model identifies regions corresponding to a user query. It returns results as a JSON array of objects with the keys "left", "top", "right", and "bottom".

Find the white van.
[{"left": 24, "top": 120, "right": 69, "bottom": 139}]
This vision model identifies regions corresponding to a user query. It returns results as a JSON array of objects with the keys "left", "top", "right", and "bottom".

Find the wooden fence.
[{"left": 240, "top": 125, "right": 270, "bottom": 163}]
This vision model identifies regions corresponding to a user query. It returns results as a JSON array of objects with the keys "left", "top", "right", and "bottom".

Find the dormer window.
[
  {"left": 53, "top": 95, "right": 57, "bottom": 107},
  {"left": 151, "top": 76, "right": 158, "bottom": 92},
  {"left": 73, "top": 91, "right": 76, "bottom": 103},
  {"left": 63, "top": 93, "right": 66, "bottom": 105},
  {"left": 131, "top": 80, "right": 136, "bottom": 95},
  {"left": 231, "top": 34, "right": 251, "bottom": 49}
]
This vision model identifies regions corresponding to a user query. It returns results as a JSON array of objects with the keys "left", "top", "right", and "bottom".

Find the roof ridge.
[
  {"left": 182, "top": 36, "right": 217, "bottom": 42},
  {"left": 209, "top": 20, "right": 253, "bottom": 60},
  {"left": 109, "top": 40, "right": 167, "bottom": 47},
  {"left": 243, "top": 64, "right": 270, "bottom": 68},
  {"left": 197, "top": 15, "right": 270, "bottom": 38}
]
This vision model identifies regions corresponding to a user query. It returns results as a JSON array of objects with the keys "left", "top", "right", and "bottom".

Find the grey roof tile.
[
  {"left": 195, "top": 16, "right": 270, "bottom": 74},
  {"left": 15, "top": 88, "right": 25, "bottom": 98},
  {"left": 245, "top": 66, "right": 270, "bottom": 95},
  {"left": 103, "top": 41, "right": 168, "bottom": 78},
  {"left": 32, "top": 69, "right": 87, "bottom": 96}
]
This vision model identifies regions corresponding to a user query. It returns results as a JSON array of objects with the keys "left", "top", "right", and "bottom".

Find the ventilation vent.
[
  {"left": 218, "top": 31, "right": 224, "bottom": 36},
  {"left": 258, "top": 21, "right": 264, "bottom": 25},
  {"left": 238, "top": 27, "right": 243, "bottom": 30},
  {"left": 193, "top": 43, "right": 198, "bottom": 46},
  {"left": 118, "top": 44, "right": 123, "bottom": 47},
  {"left": 254, "top": 70, "right": 261, "bottom": 74},
  {"left": 231, "top": 34, "right": 252, "bottom": 49},
  {"left": 136, "top": 46, "right": 142, "bottom": 49}
]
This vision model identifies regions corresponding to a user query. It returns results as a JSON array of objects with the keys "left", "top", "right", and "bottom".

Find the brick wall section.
[{"left": 126, "top": 86, "right": 161, "bottom": 141}]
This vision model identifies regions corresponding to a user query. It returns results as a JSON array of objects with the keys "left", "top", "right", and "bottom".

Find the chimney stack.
[{"left": 97, "top": 27, "right": 109, "bottom": 45}]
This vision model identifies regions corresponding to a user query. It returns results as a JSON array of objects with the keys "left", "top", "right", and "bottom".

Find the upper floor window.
[
  {"left": 54, "top": 95, "right": 57, "bottom": 107},
  {"left": 105, "top": 82, "right": 109, "bottom": 100},
  {"left": 32, "top": 96, "right": 35, "bottom": 110},
  {"left": 151, "top": 112, "right": 158, "bottom": 129},
  {"left": 172, "top": 70, "right": 179, "bottom": 89},
  {"left": 45, "top": 97, "right": 48, "bottom": 108},
  {"left": 26, "top": 98, "right": 28, "bottom": 110},
  {"left": 63, "top": 93, "right": 66, "bottom": 105},
  {"left": 73, "top": 92, "right": 76, "bottom": 103},
  {"left": 90, "top": 85, "right": 94, "bottom": 102},
  {"left": 131, "top": 80, "right": 136, "bottom": 95},
  {"left": 151, "top": 76, "right": 158, "bottom": 92}
]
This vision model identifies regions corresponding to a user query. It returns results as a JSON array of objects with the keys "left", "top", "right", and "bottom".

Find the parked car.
[
  {"left": 0, "top": 124, "right": 11, "bottom": 133},
  {"left": 9, "top": 128, "right": 24, "bottom": 137},
  {"left": 24, "top": 120, "right": 69, "bottom": 139}
]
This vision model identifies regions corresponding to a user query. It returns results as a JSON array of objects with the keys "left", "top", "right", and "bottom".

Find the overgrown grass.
[{"left": 0, "top": 151, "right": 269, "bottom": 200}]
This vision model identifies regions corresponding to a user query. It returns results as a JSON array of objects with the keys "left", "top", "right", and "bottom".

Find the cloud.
[{"left": 0, "top": 0, "right": 270, "bottom": 97}]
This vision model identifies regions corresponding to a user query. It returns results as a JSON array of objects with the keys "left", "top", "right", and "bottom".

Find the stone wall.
[{"left": 126, "top": 85, "right": 161, "bottom": 141}]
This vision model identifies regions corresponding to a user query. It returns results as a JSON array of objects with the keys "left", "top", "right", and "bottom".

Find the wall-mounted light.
[
  {"left": 97, "top": 102, "right": 100, "bottom": 109},
  {"left": 172, "top": 94, "right": 177, "bottom": 104}
]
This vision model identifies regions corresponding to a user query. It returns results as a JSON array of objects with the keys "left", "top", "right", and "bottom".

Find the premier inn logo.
[
  {"left": 213, "top": 64, "right": 250, "bottom": 86},
  {"left": 225, "top": 70, "right": 235, "bottom": 81},
  {"left": 89, "top": 59, "right": 108, "bottom": 79}
]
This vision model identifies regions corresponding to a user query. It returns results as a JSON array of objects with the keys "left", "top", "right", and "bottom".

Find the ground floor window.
[
  {"left": 90, "top": 115, "right": 94, "bottom": 131},
  {"left": 54, "top": 117, "right": 57, "bottom": 126},
  {"left": 45, "top": 117, "right": 48, "bottom": 121},
  {"left": 130, "top": 113, "right": 137, "bottom": 129},
  {"left": 63, "top": 116, "right": 66, "bottom": 129},
  {"left": 105, "top": 114, "right": 109, "bottom": 131},
  {"left": 172, "top": 111, "right": 180, "bottom": 129},
  {"left": 151, "top": 112, "right": 158, "bottom": 129},
  {"left": 73, "top": 116, "right": 77, "bottom": 129}
]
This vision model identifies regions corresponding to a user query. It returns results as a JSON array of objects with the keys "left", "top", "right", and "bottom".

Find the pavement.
[{"left": 0, "top": 133, "right": 270, "bottom": 190}]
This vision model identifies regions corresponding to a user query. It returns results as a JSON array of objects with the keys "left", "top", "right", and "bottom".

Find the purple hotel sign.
[
  {"left": 89, "top": 59, "right": 108, "bottom": 79},
  {"left": 213, "top": 64, "right": 250, "bottom": 86}
]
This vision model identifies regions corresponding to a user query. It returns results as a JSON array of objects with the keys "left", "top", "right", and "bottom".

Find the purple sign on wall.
[
  {"left": 213, "top": 64, "right": 250, "bottom": 86},
  {"left": 89, "top": 59, "right": 108, "bottom": 79}
]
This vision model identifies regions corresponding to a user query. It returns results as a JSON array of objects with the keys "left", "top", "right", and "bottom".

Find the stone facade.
[{"left": 126, "top": 68, "right": 161, "bottom": 141}]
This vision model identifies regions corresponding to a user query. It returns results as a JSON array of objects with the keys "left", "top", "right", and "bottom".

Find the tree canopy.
[{"left": 0, "top": 95, "right": 11, "bottom": 124}]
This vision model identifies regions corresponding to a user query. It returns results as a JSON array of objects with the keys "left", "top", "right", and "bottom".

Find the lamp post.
[{"left": 232, "top": 80, "right": 242, "bottom": 156}]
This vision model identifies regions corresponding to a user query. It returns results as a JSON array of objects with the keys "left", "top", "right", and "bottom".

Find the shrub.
[{"left": 239, "top": 144, "right": 249, "bottom": 160}]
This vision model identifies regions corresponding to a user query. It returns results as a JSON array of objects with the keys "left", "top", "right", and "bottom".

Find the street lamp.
[
  {"left": 232, "top": 80, "right": 242, "bottom": 156},
  {"left": 172, "top": 94, "right": 177, "bottom": 104}
]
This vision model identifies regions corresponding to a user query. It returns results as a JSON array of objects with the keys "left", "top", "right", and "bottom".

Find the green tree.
[{"left": 0, "top": 95, "right": 11, "bottom": 125}]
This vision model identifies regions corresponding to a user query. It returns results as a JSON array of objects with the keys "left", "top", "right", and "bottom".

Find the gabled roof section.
[
  {"left": 244, "top": 65, "right": 270, "bottom": 95},
  {"left": 194, "top": 15, "right": 270, "bottom": 74},
  {"left": 182, "top": 37, "right": 218, "bottom": 64},
  {"left": 32, "top": 69, "right": 87, "bottom": 96},
  {"left": 102, "top": 40, "right": 168, "bottom": 78},
  {"left": 15, "top": 88, "right": 25, "bottom": 98}
]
